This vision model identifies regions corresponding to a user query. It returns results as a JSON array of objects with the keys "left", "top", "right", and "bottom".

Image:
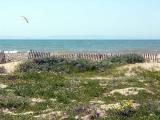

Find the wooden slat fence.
[
  {"left": 27, "top": 50, "right": 160, "bottom": 62},
  {"left": 0, "top": 51, "right": 6, "bottom": 64},
  {"left": 50, "top": 52, "right": 160, "bottom": 62},
  {"left": 28, "top": 50, "right": 50, "bottom": 59}
]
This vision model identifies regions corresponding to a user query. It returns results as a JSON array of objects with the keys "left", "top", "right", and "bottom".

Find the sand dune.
[
  {"left": 0, "top": 61, "right": 22, "bottom": 73},
  {"left": 0, "top": 61, "right": 160, "bottom": 74},
  {"left": 122, "top": 63, "right": 160, "bottom": 71}
]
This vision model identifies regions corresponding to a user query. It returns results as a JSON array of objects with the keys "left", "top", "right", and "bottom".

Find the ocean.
[{"left": 0, "top": 40, "right": 160, "bottom": 52}]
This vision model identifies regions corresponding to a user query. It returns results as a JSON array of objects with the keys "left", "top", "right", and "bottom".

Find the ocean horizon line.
[
  {"left": 0, "top": 39, "right": 160, "bottom": 41},
  {"left": 0, "top": 40, "right": 160, "bottom": 52}
]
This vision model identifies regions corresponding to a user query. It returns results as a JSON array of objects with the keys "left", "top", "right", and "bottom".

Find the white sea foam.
[{"left": 4, "top": 50, "right": 18, "bottom": 53}]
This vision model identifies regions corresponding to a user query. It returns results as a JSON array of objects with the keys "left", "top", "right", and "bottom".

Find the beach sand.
[
  {"left": 0, "top": 61, "right": 22, "bottom": 73},
  {"left": 122, "top": 63, "right": 160, "bottom": 71}
]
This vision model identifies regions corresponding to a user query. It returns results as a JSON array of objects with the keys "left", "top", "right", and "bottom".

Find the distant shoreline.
[
  {"left": 1, "top": 49, "right": 160, "bottom": 54},
  {"left": 0, "top": 50, "right": 159, "bottom": 63},
  {"left": 0, "top": 40, "right": 160, "bottom": 52}
]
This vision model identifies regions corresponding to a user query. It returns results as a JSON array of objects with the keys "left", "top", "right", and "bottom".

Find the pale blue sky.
[{"left": 0, "top": 0, "right": 160, "bottom": 39}]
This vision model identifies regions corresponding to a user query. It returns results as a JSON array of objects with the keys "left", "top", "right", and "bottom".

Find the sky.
[{"left": 0, "top": 0, "right": 160, "bottom": 39}]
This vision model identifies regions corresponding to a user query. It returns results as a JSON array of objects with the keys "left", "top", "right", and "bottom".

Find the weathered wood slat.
[
  {"left": 2, "top": 50, "right": 159, "bottom": 63},
  {"left": 28, "top": 50, "right": 50, "bottom": 59},
  {"left": 49, "top": 52, "right": 160, "bottom": 62},
  {"left": 0, "top": 51, "right": 6, "bottom": 64}
]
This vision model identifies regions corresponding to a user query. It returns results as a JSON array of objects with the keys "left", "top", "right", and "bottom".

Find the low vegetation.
[
  {"left": 1, "top": 54, "right": 159, "bottom": 120},
  {"left": 17, "top": 54, "right": 145, "bottom": 73},
  {"left": 0, "top": 66, "right": 6, "bottom": 74},
  {"left": 107, "top": 54, "right": 145, "bottom": 64}
]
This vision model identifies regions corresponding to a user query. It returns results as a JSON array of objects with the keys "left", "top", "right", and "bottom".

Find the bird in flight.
[{"left": 21, "top": 16, "right": 29, "bottom": 23}]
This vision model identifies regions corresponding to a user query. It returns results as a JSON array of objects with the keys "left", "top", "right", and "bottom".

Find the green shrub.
[
  {"left": 108, "top": 54, "right": 145, "bottom": 64},
  {"left": 17, "top": 54, "right": 144, "bottom": 73},
  {"left": 17, "top": 57, "right": 97, "bottom": 73}
]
